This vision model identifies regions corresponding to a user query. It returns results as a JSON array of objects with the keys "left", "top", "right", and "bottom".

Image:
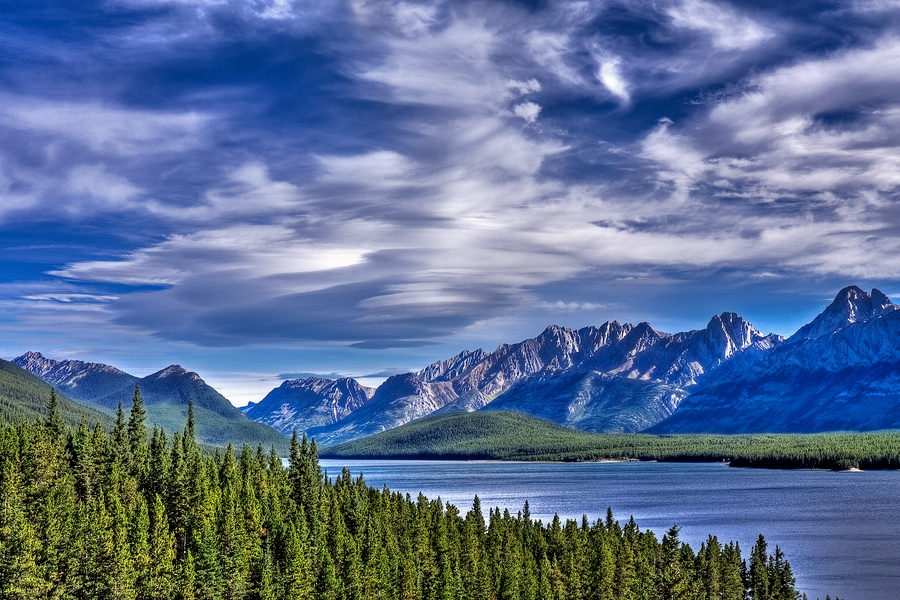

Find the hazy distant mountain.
[
  {"left": 245, "top": 377, "right": 375, "bottom": 435},
  {"left": 652, "top": 286, "right": 900, "bottom": 433},
  {"left": 14, "top": 354, "right": 286, "bottom": 449}
]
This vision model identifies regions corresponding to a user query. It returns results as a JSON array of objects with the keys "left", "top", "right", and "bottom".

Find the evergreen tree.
[
  {"left": 0, "top": 459, "right": 50, "bottom": 598},
  {"left": 128, "top": 385, "right": 149, "bottom": 477},
  {"left": 749, "top": 534, "right": 771, "bottom": 600},
  {"left": 44, "top": 388, "right": 65, "bottom": 442}
]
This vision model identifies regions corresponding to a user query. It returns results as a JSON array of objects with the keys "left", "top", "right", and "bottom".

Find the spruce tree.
[
  {"left": 749, "top": 534, "right": 771, "bottom": 600},
  {"left": 44, "top": 388, "right": 65, "bottom": 442},
  {"left": 128, "top": 385, "right": 149, "bottom": 477},
  {"left": 0, "top": 460, "right": 50, "bottom": 598}
]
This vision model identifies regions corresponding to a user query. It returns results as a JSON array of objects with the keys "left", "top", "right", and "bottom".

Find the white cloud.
[
  {"left": 66, "top": 165, "right": 141, "bottom": 208},
  {"left": 146, "top": 162, "right": 304, "bottom": 222},
  {"left": 360, "top": 19, "right": 502, "bottom": 108},
  {"left": 513, "top": 102, "right": 542, "bottom": 123},
  {"left": 0, "top": 97, "right": 209, "bottom": 156},
  {"left": 667, "top": 0, "right": 773, "bottom": 51},
  {"left": 526, "top": 31, "right": 584, "bottom": 86},
  {"left": 50, "top": 224, "right": 368, "bottom": 286},
  {"left": 24, "top": 294, "right": 119, "bottom": 303},
  {"left": 598, "top": 57, "right": 630, "bottom": 104}
]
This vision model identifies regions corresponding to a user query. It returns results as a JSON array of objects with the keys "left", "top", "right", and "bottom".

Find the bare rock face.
[
  {"left": 789, "top": 286, "right": 899, "bottom": 342},
  {"left": 245, "top": 377, "right": 375, "bottom": 435}
]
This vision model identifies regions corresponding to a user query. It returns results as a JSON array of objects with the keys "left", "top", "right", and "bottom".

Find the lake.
[{"left": 320, "top": 459, "right": 900, "bottom": 600}]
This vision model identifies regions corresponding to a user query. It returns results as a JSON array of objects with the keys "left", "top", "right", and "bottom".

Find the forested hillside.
[
  {"left": 0, "top": 394, "right": 811, "bottom": 599},
  {"left": 0, "top": 358, "right": 111, "bottom": 429},
  {"left": 322, "top": 410, "right": 900, "bottom": 470}
]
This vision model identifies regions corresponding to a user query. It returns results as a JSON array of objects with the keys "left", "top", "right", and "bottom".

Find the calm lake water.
[{"left": 320, "top": 459, "right": 900, "bottom": 600}]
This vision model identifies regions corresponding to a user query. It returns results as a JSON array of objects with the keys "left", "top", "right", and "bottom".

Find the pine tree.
[
  {"left": 283, "top": 518, "right": 315, "bottom": 600},
  {"left": 0, "top": 459, "right": 50, "bottom": 598},
  {"left": 748, "top": 534, "right": 771, "bottom": 600},
  {"left": 128, "top": 385, "right": 149, "bottom": 478},
  {"left": 769, "top": 546, "right": 798, "bottom": 600},
  {"left": 658, "top": 525, "right": 693, "bottom": 600},
  {"left": 44, "top": 388, "right": 65, "bottom": 442},
  {"left": 144, "top": 494, "right": 176, "bottom": 600},
  {"left": 112, "top": 402, "right": 129, "bottom": 469}
]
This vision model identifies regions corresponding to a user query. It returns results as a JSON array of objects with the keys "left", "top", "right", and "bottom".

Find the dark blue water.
[{"left": 320, "top": 459, "right": 900, "bottom": 600}]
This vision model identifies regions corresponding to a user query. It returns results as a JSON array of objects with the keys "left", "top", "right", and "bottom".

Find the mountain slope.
[
  {"left": 13, "top": 351, "right": 138, "bottom": 401},
  {"left": 320, "top": 410, "right": 900, "bottom": 470},
  {"left": 482, "top": 371, "right": 687, "bottom": 433},
  {"left": 653, "top": 286, "right": 900, "bottom": 433},
  {"left": 15, "top": 354, "right": 286, "bottom": 450},
  {"left": 245, "top": 377, "right": 375, "bottom": 435},
  {"left": 0, "top": 359, "right": 112, "bottom": 428}
]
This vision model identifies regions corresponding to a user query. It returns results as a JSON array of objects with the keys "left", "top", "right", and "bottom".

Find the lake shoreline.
[{"left": 319, "top": 452, "right": 897, "bottom": 471}]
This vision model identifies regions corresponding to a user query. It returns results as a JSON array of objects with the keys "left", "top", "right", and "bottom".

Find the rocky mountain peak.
[
  {"left": 417, "top": 349, "right": 488, "bottom": 383},
  {"left": 789, "top": 286, "right": 900, "bottom": 342},
  {"left": 12, "top": 351, "right": 57, "bottom": 376},
  {"left": 151, "top": 365, "right": 193, "bottom": 380},
  {"left": 705, "top": 312, "right": 765, "bottom": 357}
]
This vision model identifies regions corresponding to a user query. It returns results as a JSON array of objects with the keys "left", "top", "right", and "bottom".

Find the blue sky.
[{"left": 2, "top": 0, "right": 900, "bottom": 404}]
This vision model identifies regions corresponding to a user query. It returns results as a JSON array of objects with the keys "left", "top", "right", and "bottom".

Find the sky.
[{"left": 2, "top": 0, "right": 900, "bottom": 405}]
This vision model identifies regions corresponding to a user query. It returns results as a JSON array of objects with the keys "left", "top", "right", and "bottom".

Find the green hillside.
[
  {"left": 321, "top": 410, "right": 900, "bottom": 469},
  {"left": 143, "top": 402, "right": 288, "bottom": 452},
  {"left": 0, "top": 358, "right": 286, "bottom": 452},
  {"left": 0, "top": 359, "right": 112, "bottom": 428}
]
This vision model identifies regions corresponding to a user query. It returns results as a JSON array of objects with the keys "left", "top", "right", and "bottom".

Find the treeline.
[
  {"left": 323, "top": 410, "right": 900, "bottom": 470},
  {"left": 0, "top": 392, "right": 814, "bottom": 599}
]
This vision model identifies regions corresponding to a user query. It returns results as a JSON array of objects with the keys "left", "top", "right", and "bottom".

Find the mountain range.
[
  {"left": 12, "top": 285, "right": 900, "bottom": 448},
  {"left": 11, "top": 352, "right": 286, "bottom": 450},
  {"left": 241, "top": 285, "right": 900, "bottom": 445}
]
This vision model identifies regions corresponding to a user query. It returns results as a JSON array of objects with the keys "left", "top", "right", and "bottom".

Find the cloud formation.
[{"left": 3, "top": 0, "right": 900, "bottom": 387}]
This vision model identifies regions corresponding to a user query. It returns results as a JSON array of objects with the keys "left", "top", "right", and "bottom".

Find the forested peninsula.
[
  {"left": 322, "top": 411, "right": 900, "bottom": 471},
  {"left": 0, "top": 391, "right": 819, "bottom": 600}
]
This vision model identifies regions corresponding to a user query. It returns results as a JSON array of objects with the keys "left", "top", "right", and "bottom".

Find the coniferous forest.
[{"left": 0, "top": 389, "right": 814, "bottom": 600}]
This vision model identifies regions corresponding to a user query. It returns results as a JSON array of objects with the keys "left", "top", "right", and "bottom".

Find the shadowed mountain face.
[
  {"left": 13, "top": 353, "right": 286, "bottom": 449},
  {"left": 276, "top": 311, "right": 777, "bottom": 445},
  {"left": 652, "top": 287, "right": 900, "bottom": 433}
]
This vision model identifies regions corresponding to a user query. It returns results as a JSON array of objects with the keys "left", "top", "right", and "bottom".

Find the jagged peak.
[
  {"left": 152, "top": 364, "right": 192, "bottom": 379},
  {"left": 629, "top": 321, "right": 664, "bottom": 338},
  {"left": 790, "top": 285, "right": 900, "bottom": 342},
  {"left": 707, "top": 312, "right": 762, "bottom": 339},
  {"left": 537, "top": 324, "right": 575, "bottom": 339},
  {"left": 279, "top": 376, "right": 373, "bottom": 396}
]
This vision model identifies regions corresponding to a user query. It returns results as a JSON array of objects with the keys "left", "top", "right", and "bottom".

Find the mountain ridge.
[
  {"left": 248, "top": 285, "right": 900, "bottom": 445},
  {"left": 264, "top": 309, "right": 785, "bottom": 444},
  {"left": 13, "top": 352, "right": 287, "bottom": 450}
]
